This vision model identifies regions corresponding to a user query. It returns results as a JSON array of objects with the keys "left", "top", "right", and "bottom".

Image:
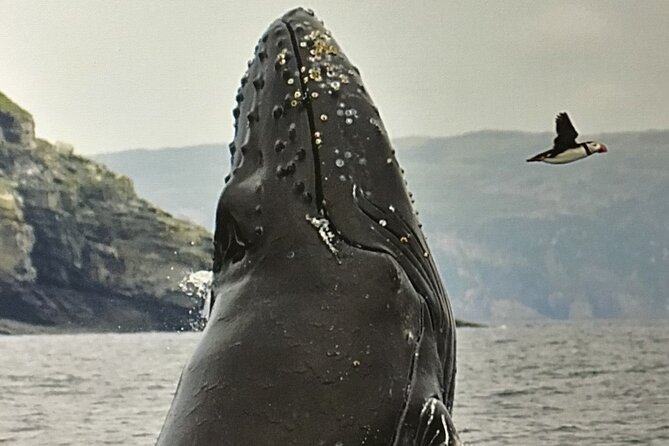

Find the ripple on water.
[
  {"left": 454, "top": 321, "right": 669, "bottom": 446},
  {"left": 0, "top": 322, "right": 667, "bottom": 445}
]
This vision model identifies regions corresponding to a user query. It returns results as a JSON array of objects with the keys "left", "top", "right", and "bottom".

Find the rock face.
[{"left": 0, "top": 92, "right": 213, "bottom": 333}]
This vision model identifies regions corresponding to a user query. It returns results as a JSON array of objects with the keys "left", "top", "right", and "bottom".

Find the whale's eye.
[{"left": 213, "top": 209, "right": 247, "bottom": 272}]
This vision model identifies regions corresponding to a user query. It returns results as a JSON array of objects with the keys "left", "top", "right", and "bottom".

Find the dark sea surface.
[{"left": 1, "top": 321, "right": 667, "bottom": 445}]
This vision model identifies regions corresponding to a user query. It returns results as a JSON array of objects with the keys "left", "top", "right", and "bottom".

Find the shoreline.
[{"left": 0, "top": 318, "right": 487, "bottom": 335}]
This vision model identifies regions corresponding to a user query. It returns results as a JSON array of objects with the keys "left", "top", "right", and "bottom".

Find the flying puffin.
[{"left": 526, "top": 112, "right": 608, "bottom": 164}]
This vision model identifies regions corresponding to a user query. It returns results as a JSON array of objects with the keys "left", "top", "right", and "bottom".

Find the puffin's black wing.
[
  {"left": 526, "top": 146, "right": 559, "bottom": 162},
  {"left": 553, "top": 112, "right": 578, "bottom": 150}
]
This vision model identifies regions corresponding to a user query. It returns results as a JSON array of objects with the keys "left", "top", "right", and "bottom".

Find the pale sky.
[{"left": 2, "top": 0, "right": 668, "bottom": 155}]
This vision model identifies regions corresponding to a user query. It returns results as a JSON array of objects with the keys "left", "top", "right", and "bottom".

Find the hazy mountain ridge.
[
  {"left": 94, "top": 130, "right": 669, "bottom": 322},
  {"left": 95, "top": 144, "right": 227, "bottom": 228}
]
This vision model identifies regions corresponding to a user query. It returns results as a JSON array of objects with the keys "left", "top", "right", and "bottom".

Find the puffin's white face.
[{"left": 586, "top": 141, "right": 608, "bottom": 154}]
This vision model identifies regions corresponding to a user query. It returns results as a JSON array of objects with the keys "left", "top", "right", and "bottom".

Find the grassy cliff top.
[{"left": 0, "top": 91, "right": 33, "bottom": 122}]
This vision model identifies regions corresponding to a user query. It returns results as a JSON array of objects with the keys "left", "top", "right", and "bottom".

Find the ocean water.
[{"left": 0, "top": 321, "right": 667, "bottom": 445}]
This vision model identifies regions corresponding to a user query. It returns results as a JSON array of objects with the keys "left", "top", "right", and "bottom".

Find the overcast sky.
[{"left": 2, "top": 1, "right": 668, "bottom": 154}]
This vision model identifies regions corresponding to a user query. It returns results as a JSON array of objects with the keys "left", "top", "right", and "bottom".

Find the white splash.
[{"left": 178, "top": 270, "right": 213, "bottom": 324}]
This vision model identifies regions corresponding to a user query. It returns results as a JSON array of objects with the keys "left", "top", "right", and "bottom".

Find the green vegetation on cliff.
[{"left": 0, "top": 92, "right": 32, "bottom": 122}]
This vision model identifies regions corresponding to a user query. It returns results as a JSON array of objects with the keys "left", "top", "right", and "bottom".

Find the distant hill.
[
  {"left": 95, "top": 144, "right": 227, "bottom": 228},
  {"left": 94, "top": 130, "right": 669, "bottom": 322}
]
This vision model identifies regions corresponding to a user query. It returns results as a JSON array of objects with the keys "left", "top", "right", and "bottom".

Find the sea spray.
[{"left": 178, "top": 270, "right": 213, "bottom": 330}]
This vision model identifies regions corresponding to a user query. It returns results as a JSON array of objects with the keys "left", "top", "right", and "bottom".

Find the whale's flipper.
[{"left": 415, "top": 398, "right": 462, "bottom": 446}]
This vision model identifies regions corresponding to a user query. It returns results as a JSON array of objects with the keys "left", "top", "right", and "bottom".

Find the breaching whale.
[{"left": 157, "top": 8, "right": 461, "bottom": 446}]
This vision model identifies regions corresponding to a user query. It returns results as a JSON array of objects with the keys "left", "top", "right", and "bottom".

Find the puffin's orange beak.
[{"left": 600, "top": 144, "right": 608, "bottom": 153}]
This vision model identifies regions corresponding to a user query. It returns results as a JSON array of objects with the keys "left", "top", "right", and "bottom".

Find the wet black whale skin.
[{"left": 157, "top": 8, "right": 457, "bottom": 445}]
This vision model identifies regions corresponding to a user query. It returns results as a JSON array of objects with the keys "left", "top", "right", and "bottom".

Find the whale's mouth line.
[
  {"left": 283, "top": 19, "right": 376, "bottom": 262},
  {"left": 283, "top": 20, "right": 326, "bottom": 217}
]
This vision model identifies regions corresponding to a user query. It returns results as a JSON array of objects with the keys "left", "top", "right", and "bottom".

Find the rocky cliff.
[{"left": 0, "top": 91, "right": 212, "bottom": 334}]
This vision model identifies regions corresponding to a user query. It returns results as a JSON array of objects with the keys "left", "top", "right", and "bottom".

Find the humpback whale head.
[
  {"left": 215, "top": 8, "right": 448, "bottom": 325},
  {"left": 202, "top": 8, "right": 460, "bottom": 444}
]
